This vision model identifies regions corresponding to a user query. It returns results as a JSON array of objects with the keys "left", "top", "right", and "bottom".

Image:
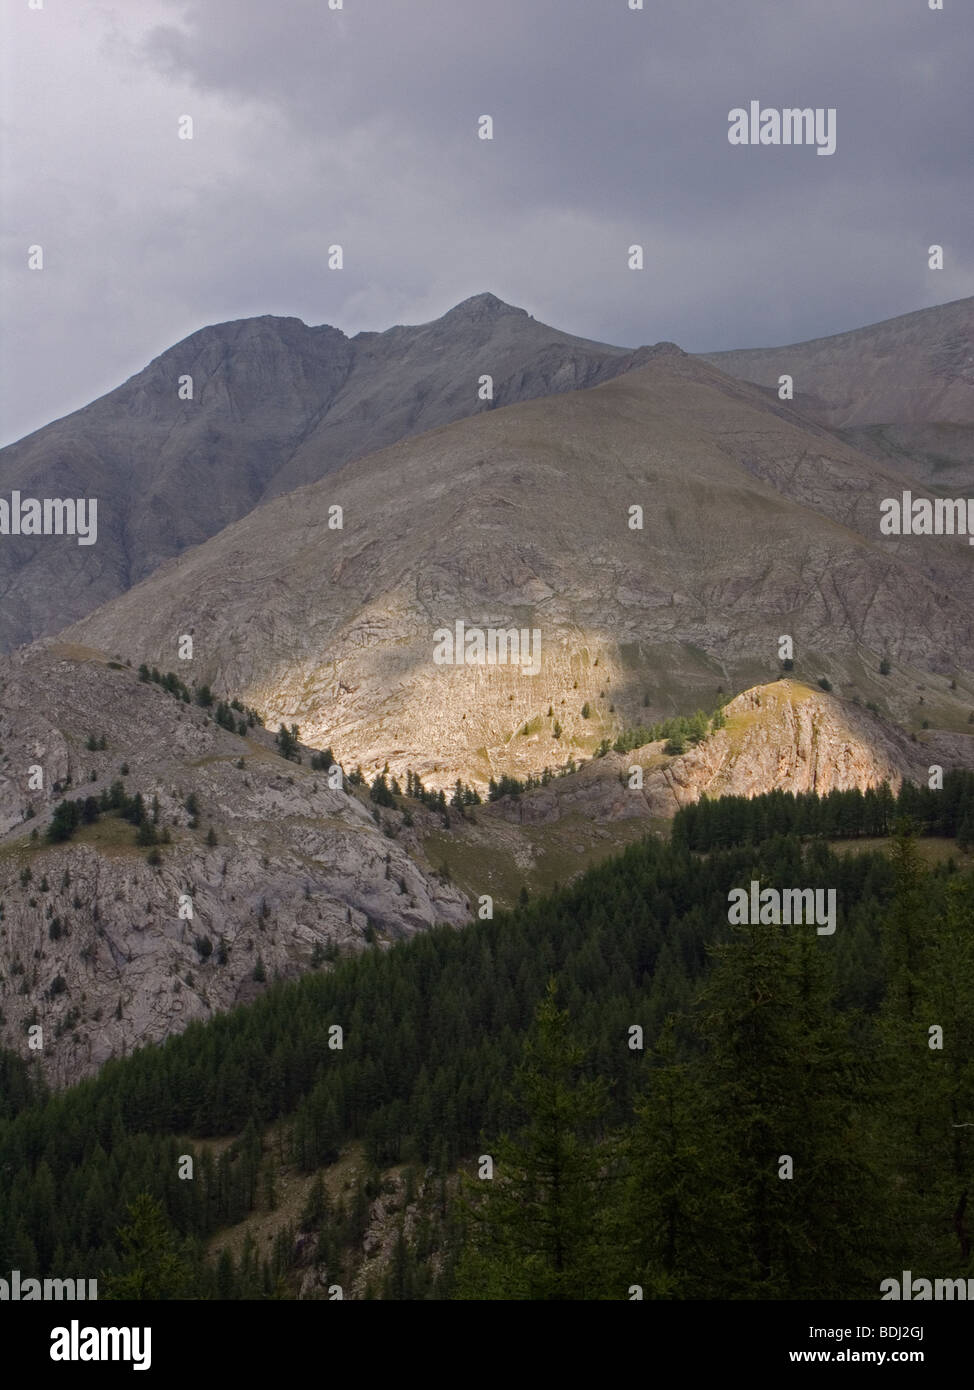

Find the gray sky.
[{"left": 2, "top": 0, "right": 971, "bottom": 446}]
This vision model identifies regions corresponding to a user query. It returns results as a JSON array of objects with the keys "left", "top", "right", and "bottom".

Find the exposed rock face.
[
  {"left": 660, "top": 683, "right": 916, "bottom": 802},
  {"left": 0, "top": 295, "right": 647, "bottom": 651},
  {"left": 62, "top": 354, "right": 974, "bottom": 792},
  {"left": 484, "top": 680, "right": 952, "bottom": 827},
  {"left": 0, "top": 646, "right": 468, "bottom": 1086}
]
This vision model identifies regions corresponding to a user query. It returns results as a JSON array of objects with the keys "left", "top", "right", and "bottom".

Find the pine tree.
[
  {"left": 616, "top": 1028, "right": 732, "bottom": 1299},
  {"left": 876, "top": 832, "right": 974, "bottom": 1272},
  {"left": 100, "top": 1193, "right": 193, "bottom": 1299},
  {"left": 455, "top": 981, "right": 613, "bottom": 1299},
  {"left": 689, "top": 910, "right": 883, "bottom": 1297}
]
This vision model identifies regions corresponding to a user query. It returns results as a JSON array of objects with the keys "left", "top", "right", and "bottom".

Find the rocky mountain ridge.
[
  {"left": 701, "top": 295, "right": 974, "bottom": 430},
  {"left": 3, "top": 291, "right": 973, "bottom": 652},
  {"left": 0, "top": 294, "right": 645, "bottom": 651}
]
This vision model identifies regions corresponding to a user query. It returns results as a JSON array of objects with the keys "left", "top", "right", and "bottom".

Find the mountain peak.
[{"left": 442, "top": 292, "right": 528, "bottom": 320}]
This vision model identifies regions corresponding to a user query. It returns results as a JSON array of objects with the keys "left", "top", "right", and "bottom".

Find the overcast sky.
[{"left": 1, "top": 0, "right": 971, "bottom": 446}]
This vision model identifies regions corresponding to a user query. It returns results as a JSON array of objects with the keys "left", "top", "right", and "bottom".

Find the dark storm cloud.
[{"left": 2, "top": 0, "right": 971, "bottom": 445}]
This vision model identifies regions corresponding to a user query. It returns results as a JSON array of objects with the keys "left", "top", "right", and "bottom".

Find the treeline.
[
  {"left": 276, "top": 732, "right": 481, "bottom": 820},
  {"left": 5, "top": 819, "right": 971, "bottom": 1297},
  {"left": 672, "top": 772, "right": 974, "bottom": 851}
]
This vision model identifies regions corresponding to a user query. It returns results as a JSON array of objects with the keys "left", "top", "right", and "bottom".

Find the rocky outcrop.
[{"left": 487, "top": 680, "right": 949, "bottom": 827}]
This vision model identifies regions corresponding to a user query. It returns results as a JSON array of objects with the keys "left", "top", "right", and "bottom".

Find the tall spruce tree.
[
  {"left": 100, "top": 1193, "right": 194, "bottom": 1300},
  {"left": 455, "top": 981, "right": 615, "bottom": 1299},
  {"left": 689, "top": 909, "right": 883, "bottom": 1297}
]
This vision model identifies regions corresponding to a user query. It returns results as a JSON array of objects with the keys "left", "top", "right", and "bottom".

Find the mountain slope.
[
  {"left": 417, "top": 679, "right": 971, "bottom": 908},
  {"left": 0, "top": 295, "right": 646, "bottom": 651},
  {"left": 4, "top": 292, "right": 971, "bottom": 653},
  {"left": 60, "top": 352, "right": 974, "bottom": 791},
  {"left": 701, "top": 295, "right": 974, "bottom": 430},
  {"left": 1, "top": 646, "right": 965, "bottom": 1087},
  {"left": 0, "top": 643, "right": 468, "bottom": 1084}
]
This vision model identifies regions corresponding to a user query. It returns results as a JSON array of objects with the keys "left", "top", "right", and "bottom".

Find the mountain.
[
  {"left": 700, "top": 296, "right": 974, "bottom": 430},
  {"left": 1, "top": 641, "right": 963, "bottom": 1085},
  {"left": 0, "top": 294, "right": 647, "bottom": 651},
  {"left": 60, "top": 348, "right": 974, "bottom": 792},
  {"left": 4, "top": 291, "right": 971, "bottom": 654},
  {"left": 0, "top": 643, "right": 468, "bottom": 1084},
  {"left": 701, "top": 296, "right": 974, "bottom": 489}
]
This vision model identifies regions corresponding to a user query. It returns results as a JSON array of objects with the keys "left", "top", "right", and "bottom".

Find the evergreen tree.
[
  {"left": 100, "top": 1193, "right": 193, "bottom": 1300},
  {"left": 276, "top": 724, "right": 300, "bottom": 762},
  {"left": 455, "top": 981, "right": 613, "bottom": 1299},
  {"left": 616, "top": 1029, "right": 731, "bottom": 1299},
  {"left": 689, "top": 914, "right": 883, "bottom": 1297}
]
